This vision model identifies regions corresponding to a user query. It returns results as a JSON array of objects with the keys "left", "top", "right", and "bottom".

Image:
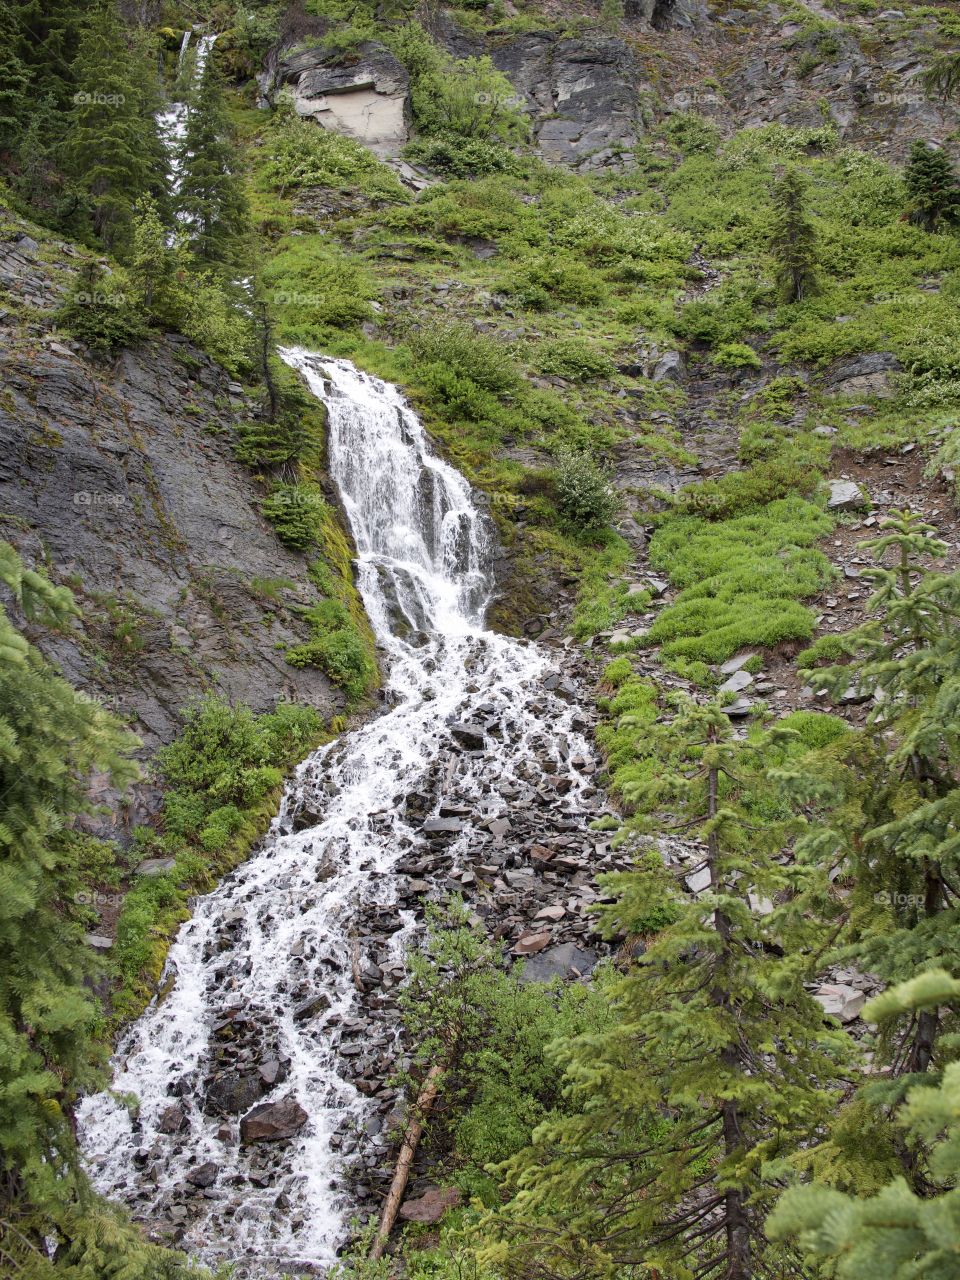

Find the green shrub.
[
  {"left": 777, "top": 709, "right": 851, "bottom": 750},
  {"left": 645, "top": 496, "right": 834, "bottom": 669},
  {"left": 56, "top": 266, "right": 146, "bottom": 355},
  {"left": 539, "top": 337, "right": 617, "bottom": 383},
  {"left": 505, "top": 253, "right": 609, "bottom": 309},
  {"left": 713, "top": 341, "right": 763, "bottom": 371},
  {"left": 285, "top": 599, "right": 377, "bottom": 703},
  {"left": 661, "top": 112, "right": 721, "bottom": 157},
  {"left": 261, "top": 106, "right": 406, "bottom": 200},
  {"left": 554, "top": 449, "right": 619, "bottom": 532},
  {"left": 405, "top": 135, "right": 523, "bottom": 177},
  {"left": 261, "top": 483, "right": 327, "bottom": 549},
  {"left": 411, "top": 322, "right": 521, "bottom": 395}
]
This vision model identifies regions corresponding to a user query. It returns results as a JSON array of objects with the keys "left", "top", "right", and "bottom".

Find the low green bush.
[
  {"left": 261, "top": 483, "right": 327, "bottom": 549},
  {"left": 539, "top": 337, "right": 617, "bottom": 383},
  {"left": 554, "top": 449, "right": 619, "bottom": 532}
]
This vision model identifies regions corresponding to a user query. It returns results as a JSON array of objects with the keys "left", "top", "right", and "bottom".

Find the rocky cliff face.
[
  {"left": 0, "top": 218, "right": 343, "bottom": 782},
  {"left": 263, "top": 1, "right": 958, "bottom": 173}
]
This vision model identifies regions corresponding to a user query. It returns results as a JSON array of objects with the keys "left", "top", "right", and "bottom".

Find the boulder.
[
  {"left": 652, "top": 351, "right": 685, "bottom": 382},
  {"left": 157, "top": 1104, "right": 187, "bottom": 1135},
  {"left": 813, "top": 983, "right": 866, "bottom": 1024},
  {"left": 206, "top": 1073, "right": 264, "bottom": 1116},
  {"left": 826, "top": 480, "right": 867, "bottom": 512},
  {"left": 398, "top": 1185, "right": 462, "bottom": 1224},
  {"left": 520, "top": 942, "right": 598, "bottom": 983},
  {"left": 186, "top": 1161, "right": 219, "bottom": 1188},
  {"left": 512, "top": 931, "right": 552, "bottom": 955},
  {"left": 240, "top": 1096, "right": 309, "bottom": 1144},
  {"left": 823, "top": 353, "right": 901, "bottom": 399},
  {"left": 270, "top": 43, "right": 409, "bottom": 156}
]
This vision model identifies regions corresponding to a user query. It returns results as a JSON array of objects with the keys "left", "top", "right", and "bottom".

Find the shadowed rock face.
[{"left": 0, "top": 220, "right": 342, "bottom": 806}]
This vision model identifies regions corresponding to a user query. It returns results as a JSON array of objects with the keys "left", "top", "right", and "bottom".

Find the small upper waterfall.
[
  {"left": 78, "top": 354, "right": 600, "bottom": 1275},
  {"left": 157, "top": 33, "right": 219, "bottom": 191}
]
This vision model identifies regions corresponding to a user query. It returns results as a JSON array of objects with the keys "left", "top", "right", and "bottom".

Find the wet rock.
[
  {"left": 399, "top": 1185, "right": 462, "bottom": 1224},
  {"left": 294, "top": 992, "right": 331, "bottom": 1021},
  {"left": 823, "top": 352, "right": 901, "bottom": 399},
  {"left": 186, "top": 1161, "right": 219, "bottom": 1188},
  {"left": 446, "top": 721, "right": 486, "bottom": 749},
  {"left": 85, "top": 933, "right": 113, "bottom": 949},
  {"left": 423, "top": 817, "right": 465, "bottom": 836},
  {"left": 240, "top": 1096, "right": 309, "bottom": 1144},
  {"left": 258, "top": 1058, "right": 290, "bottom": 1087},
  {"left": 157, "top": 1105, "right": 187, "bottom": 1135},
  {"left": 206, "top": 1073, "right": 265, "bottom": 1116}
]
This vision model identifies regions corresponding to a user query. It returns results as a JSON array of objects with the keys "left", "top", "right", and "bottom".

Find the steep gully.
[{"left": 78, "top": 355, "right": 608, "bottom": 1274}]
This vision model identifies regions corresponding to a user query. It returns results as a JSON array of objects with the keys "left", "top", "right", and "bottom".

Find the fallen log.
[{"left": 369, "top": 1062, "right": 445, "bottom": 1261}]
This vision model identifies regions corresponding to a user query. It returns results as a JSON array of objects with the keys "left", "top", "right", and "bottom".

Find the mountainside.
[{"left": 3, "top": 0, "right": 960, "bottom": 1276}]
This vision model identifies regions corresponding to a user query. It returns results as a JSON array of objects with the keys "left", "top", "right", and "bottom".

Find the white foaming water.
[
  {"left": 157, "top": 33, "right": 218, "bottom": 192},
  {"left": 78, "top": 353, "right": 598, "bottom": 1274}
]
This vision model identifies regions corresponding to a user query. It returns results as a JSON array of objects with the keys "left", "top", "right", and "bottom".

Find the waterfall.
[
  {"left": 157, "top": 33, "right": 219, "bottom": 192},
  {"left": 78, "top": 354, "right": 600, "bottom": 1275}
]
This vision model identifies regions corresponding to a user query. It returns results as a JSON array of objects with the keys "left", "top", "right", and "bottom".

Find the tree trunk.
[{"left": 369, "top": 1063, "right": 445, "bottom": 1261}]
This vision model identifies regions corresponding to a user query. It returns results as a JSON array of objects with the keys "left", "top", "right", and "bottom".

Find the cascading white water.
[
  {"left": 157, "top": 33, "right": 218, "bottom": 191},
  {"left": 78, "top": 353, "right": 600, "bottom": 1276}
]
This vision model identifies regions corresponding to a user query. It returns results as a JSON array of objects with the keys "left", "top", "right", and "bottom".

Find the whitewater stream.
[{"left": 78, "top": 353, "right": 601, "bottom": 1275}]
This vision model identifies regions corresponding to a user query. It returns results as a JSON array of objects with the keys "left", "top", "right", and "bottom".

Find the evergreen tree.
[
  {"left": 176, "top": 58, "right": 249, "bottom": 269},
  {"left": 904, "top": 141, "right": 960, "bottom": 232},
  {"left": 768, "top": 976, "right": 960, "bottom": 1279},
  {"left": 0, "top": 544, "right": 144, "bottom": 1266},
  {"left": 0, "top": 4, "right": 32, "bottom": 157},
  {"left": 798, "top": 512, "right": 960, "bottom": 1084},
  {"left": 478, "top": 700, "right": 852, "bottom": 1280},
  {"left": 769, "top": 167, "right": 818, "bottom": 303},
  {"left": 922, "top": 52, "right": 960, "bottom": 101},
  {"left": 62, "top": 7, "right": 169, "bottom": 254}
]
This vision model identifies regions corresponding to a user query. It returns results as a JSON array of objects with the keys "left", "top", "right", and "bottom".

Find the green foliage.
[
  {"left": 769, "top": 167, "right": 819, "bottom": 303},
  {"left": 411, "top": 322, "right": 521, "bottom": 396},
  {"left": 261, "top": 483, "right": 327, "bottom": 549},
  {"left": 553, "top": 449, "right": 619, "bottom": 533},
  {"left": 537, "top": 337, "right": 617, "bottom": 383},
  {"left": 62, "top": 7, "right": 168, "bottom": 254},
  {"left": 0, "top": 545, "right": 206, "bottom": 1274},
  {"left": 387, "top": 25, "right": 528, "bottom": 143},
  {"left": 113, "top": 697, "right": 323, "bottom": 1016},
  {"left": 261, "top": 106, "right": 406, "bottom": 200},
  {"left": 476, "top": 703, "right": 853, "bottom": 1279},
  {"left": 903, "top": 140, "right": 960, "bottom": 232},
  {"left": 646, "top": 496, "right": 833, "bottom": 669},
  {"left": 285, "top": 598, "right": 377, "bottom": 703},
  {"left": 712, "top": 340, "right": 763, "bottom": 370},
  {"left": 176, "top": 58, "right": 248, "bottom": 268},
  {"left": 661, "top": 111, "right": 721, "bottom": 157},
  {"left": 56, "top": 263, "right": 146, "bottom": 356},
  {"left": 404, "top": 135, "right": 523, "bottom": 178},
  {"left": 769, "top": 1045, "right": 960, "bottom": 1278},
  {"left": 398, "top": 901, "right": 611, "bottom": 1184}
]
